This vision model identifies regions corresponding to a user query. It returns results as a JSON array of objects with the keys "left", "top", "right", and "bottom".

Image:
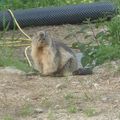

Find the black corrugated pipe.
[{"left": 0, "top": 2, "right": 118, "bottom": 30}]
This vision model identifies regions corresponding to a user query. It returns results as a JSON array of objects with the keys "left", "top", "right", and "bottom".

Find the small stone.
[
  {"left": 93, "top": 83, "right": 100, "bottom": 89},
  {"left": 114, "top": 99, "right": 119, "bottom": 103},
  {"left": 101, "top": 97, "right": 108, "bottom": 102},
  {"left": 56, "top": 83, "right": 67, "bottom": 89},
  {"left": 55, "top": 105, "right": 60, "bottom": 109},
  {"left": 34, "top": 108, "right": 44, "bottom": 113}
]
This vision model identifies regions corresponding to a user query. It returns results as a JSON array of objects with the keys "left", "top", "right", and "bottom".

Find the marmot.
[{"left": 31, "top": 31, "right": 92, "bottom": 76}]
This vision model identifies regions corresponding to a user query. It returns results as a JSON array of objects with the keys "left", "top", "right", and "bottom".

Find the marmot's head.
[{"left": 32, "top": 31, "right": 50, "bottom": 47}]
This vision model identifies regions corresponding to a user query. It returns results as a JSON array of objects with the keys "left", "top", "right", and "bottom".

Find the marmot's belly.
[{"left": 41, "top": 57, "right": 58, "bottom": 75}]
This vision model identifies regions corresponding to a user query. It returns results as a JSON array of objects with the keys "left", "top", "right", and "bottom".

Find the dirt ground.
[{"left": 0, "top": 25, "right": 120, "bottom": 120}]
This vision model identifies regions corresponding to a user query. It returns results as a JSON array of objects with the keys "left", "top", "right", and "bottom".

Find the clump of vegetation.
[
  {"left": 67, "top": 105, "right": 77, "bottom": 113},
  {"left": 83, "top": 107, "right": 97, "bottom": 117},
  {"left": 0, "top": 0, "right": 94, "bottom": 10},
  {"left": 0, "top": 46, "right": 32, "bottom": 72},
  {"left": 47, "top": 109, "right": 56, "bottom": 120},
  {"left": 18, "top": 104, "right": 34, "bottom": 117},
  {"left": 64, "top": 93, "right": 74, "bottom": 100},
  {"left": 64, "top": 93, "right": 77, "bottom": 113},
  {"left": 72, "top": 15, "right": 120, "bottom": 68},
  {"left": 3, "top": 115, "right": 14, "bottom": 120},
  {"left": 41, "top": 97, "right": 53, "bottom": 108}
]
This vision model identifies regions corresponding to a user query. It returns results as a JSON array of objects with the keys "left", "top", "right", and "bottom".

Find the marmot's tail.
[{"left": 72, "top": 68, "right": 93, "bottom": 75}]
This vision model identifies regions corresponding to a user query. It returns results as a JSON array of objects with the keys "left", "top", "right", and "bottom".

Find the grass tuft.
[
  {"left": 19, "top": 105, "right": 34, "bottom": 117},
  {"left": 67, "top": 105, "right": 77, "bottom": 113},
  {"left": 3, "top": 115, "right": 14, "bottom": 120},
  {"left": 0, "top": 0, "right": 94, "bottom": 10},
  {"left": 83, "top": 107, "right": 97, "bottom": 117}
]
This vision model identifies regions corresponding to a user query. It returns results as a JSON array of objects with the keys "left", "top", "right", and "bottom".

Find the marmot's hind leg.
[
  {"left": 48, "top": 58, "right": 76, "bottom": 77},
  {"left": 61, "top": 58, "right": 77, "bottom": 76}
]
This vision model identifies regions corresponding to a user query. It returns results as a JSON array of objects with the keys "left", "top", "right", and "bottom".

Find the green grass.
[
  {"left": 2, "top": 115, "right": 14, "bottom": 120},
  {"left": 64, "top": 93, "right": 74, "bottom": 100},
  {"left": 18, "top": 104, "right": 34, "bottom": 117},
  {"left": 0, "top": 58, "right": 31, "bottom": 72},
  {"left": 0, "top": 0, "right": 94, "bottom": 10},
  {"left": 64, "top": 93, "right": 77, "bottom": 113},
  {"left": 0, "top": 55, "right": 32, "bottom": 73},
  {"left": 0, "top": 47, "right": 32, "bottom": 72},
  {"left": 83, "top": 107, "right": 97, "bottom": 117},
  {"left": 67, "top": 105, "right": 77, "bottom": 113},
  {"left": 47, "top": 109, "right": 56, "bottom": 120}
]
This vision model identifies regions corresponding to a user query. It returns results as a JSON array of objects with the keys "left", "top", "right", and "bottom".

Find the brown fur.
[{"left": 31, "top": 31, "right": 92, "bottom": 76}]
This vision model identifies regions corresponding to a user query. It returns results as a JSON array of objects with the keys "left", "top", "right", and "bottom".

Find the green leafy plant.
[{"left": 72, "top": 16, "right": 120, "bottom": 68}]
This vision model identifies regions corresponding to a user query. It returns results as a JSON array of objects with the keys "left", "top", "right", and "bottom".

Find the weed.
[
  {"left": 64, "top": 93, "right": 74, "bottom": 100},
  {"left": 83, "top": 107, "right": 97, "bottom": 117},
  {"left": 64, "top": 93, "right": 75, "bottom": 105},
  {"left": 67, "top": 105, "right": 77, "bottom": 113},
  {"left": 64, "top": 93, "right": 77, "bottom": 113},
  {"left": 41, "top": 98, "right": 52, "bottom": 108},
  {"left": 80, "top": 93, "right": 93, "bottom": 102},
  {"left": 0, "top": 0, "right": 94, "bottom": 10},
  {"left": 72, "top": 15, "right": 120, "bottom": 68},
  {"left": 47, "top": 109, "right": 56, "bottom": 120},
  {"left": 3, "top": 115, "right": 14, "bottom": 120},
  {"left": 19, "top": 104, "right": 33, "bottom": 117}
]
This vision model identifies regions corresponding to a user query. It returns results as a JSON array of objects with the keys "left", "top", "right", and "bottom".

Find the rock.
[
  {"left": 101, "top": 97, "right": 109, "bottom": 102},
  {"left": 34, "top": 108, "right": 44, "bottom": 114},
  {"left": 55, "top": 105, "right": 60, "bottom": 109},
  {"left": 56, "top": 83, "right": 67, "bottom": 89}
]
